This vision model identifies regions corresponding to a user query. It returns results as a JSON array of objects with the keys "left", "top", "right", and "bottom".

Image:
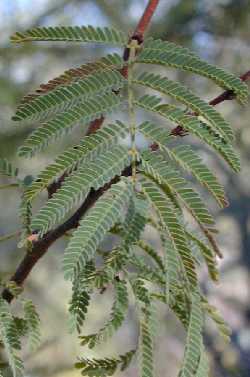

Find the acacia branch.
[{"left": 1, "top": 0, "right": 160, "bottom": 303}]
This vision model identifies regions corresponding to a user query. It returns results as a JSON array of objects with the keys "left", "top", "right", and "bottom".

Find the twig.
[
  {"left": 134, "top": 0, "right": 160, "bottom": 37},
  {"left": 209, "top": 70, "right": 250, "bottom": 106},
  {"left": 170, "top": 69, "right": 250, "bottom": 136},
  {"left": 2, "top": 187, "right": 105, "bottom": 302}
]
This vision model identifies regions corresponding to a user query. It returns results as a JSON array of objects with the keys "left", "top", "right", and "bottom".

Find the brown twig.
[
  {"left": 1, "top": 0, "right": 160, "bottom": 303},
  {"left": 134, "top": 0, "right": 160, "bottom": 38},
  {"left": 209, "top": 70, "right": 250, "bottom": 106},
  {"left": 170, "top": 70, "right": 250, "bottom": 136},
  {"left": 2, "top": 166, "right": 132, "bottom": 303}
]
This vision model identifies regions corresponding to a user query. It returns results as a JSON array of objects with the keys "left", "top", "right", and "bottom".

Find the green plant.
[{"left": 0, "top": 1, "right": 249, "bottom": 376}]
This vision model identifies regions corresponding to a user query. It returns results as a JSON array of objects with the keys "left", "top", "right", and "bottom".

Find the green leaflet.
[
  {"left": 79, "top": 247, "right": 129, "bottom": 291},
  {"left": 186, "top": 231, "right": 219, "bottom": 282},
  {"left": 140, "top": 175, "right": 198, "bottom": 288},
  {"left": 143, "top": 37, "right": 198, "bottom": 58},
  {"left": 11, "top": 25, "right": 127, "bottom": 46},
  {"left": 24, "top": 121, "right": 129, "bottom": 200},
  {"left": 80, "top": 280, "right": 128, "bottom": 348},
  {"left": 23, "top": 300, "right": 41, "bottom": 351},
  {"left": 136, "top": 95, "right": 240, "bottom": 174},
  {"left": 134, "top": 71, "right": 234, "bottom": 141},
  {"left": 75, "top": 350, "right": 135, "bottom": 376},
  {"left": 13, "top": 69, "right": 125, "bottom": 122},
  {"left": 31, "top": 146, "right": 131, "bottom": 236},
  {"left": 190, "top": 121, "right": 241, "bottom": 173},
  {"left": 169, "top": 145, "right": 229, "bottom": 206},
  {"left": 138, "top": 304, "right": 155, "bottom": 377},
  {"left": 0, "top": 298, "right": 24, "bottom": 377},
  {"left": 131, "top": 255, "right": 165, "bottom": 288},
  {"left": 140, "top": 150, "right": 216, "bottom": 226},
  {"left": 21, "top": 53, "right": 124, "bottom": 103},
  {"left": 139, "top": 121, "right": 228, "bottom": 207},
  {"left": 137, "top": 240, "right": 165, "bottom": 272},
  {"left": 0, "top": 158, "right": 18, "bottom": 178},
  {"left": 68, "top": 288, "right": 90, "bottom": 334},
  {"left": 202, "top": 300, "right": 231, "bottom": 343},
  {"left": 137, "top": 42, "right": 249, "bottom": 105},
  {"left": 63, "top": 179, "right": 133, "bottom": 281},
  {"left": 121, "top": 196, "right": 148, "bottom": 246},
  {"left": 195, "top": 347, "right": 209, "bottom": 377},
  {"left": 179, "top": 294, "right": 204, "bottom": 377},
  {"left": 161, "top": 234, "right": 181, "bottom": 304},
  {"left": 153, "top": 289, "right": 190, "bottom": 329},
  {"left": 18, "top": 92, "right": 123, "bottom": 156}
]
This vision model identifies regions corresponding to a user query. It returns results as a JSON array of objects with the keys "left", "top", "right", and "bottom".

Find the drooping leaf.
[
  {"left": 63, "top": 179, "right": 133, "bottom": 281},
  {"left": 80, "top": 280, "right": 129, "bottom": 348},
  {"left": 179, "top": 293, "right": 204, "bottom": 377},
  {"left": 140, "top": 175, "right": 198, "bottom": 289},
  {"left": 31, "top": 146, "right": 131, "bottom": 236}
]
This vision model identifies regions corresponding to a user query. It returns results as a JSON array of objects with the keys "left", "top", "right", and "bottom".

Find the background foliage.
[{"left": 0, "top": 1, "right": 250, "bottom": 376}]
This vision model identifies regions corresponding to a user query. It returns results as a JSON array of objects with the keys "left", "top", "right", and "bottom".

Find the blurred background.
[{"left": 0, "top": 0, "right": 250, "bottom": 376}]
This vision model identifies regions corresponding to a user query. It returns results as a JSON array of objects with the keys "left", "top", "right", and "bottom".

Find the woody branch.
[{"left": 1, "top": 0, "right": 160, "bottom": 303}]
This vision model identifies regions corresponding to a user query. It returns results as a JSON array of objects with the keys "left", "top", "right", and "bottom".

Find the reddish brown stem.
[
  {"left": 1, "top": 1, "right": 160, "bottom": 303},
  {"left": 209, "top": 70, "right": 250, "bottom": 106},
  {"left": 170, "top": 70, "right": 250, "bottom": 137},
  {"left": 134, "top": 0, "right": 160, "bottom": 37}
]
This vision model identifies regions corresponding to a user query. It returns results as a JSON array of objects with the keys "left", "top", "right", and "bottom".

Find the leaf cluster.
[{"left": 0, "top": 24, "right": 248, "bottom": 377}]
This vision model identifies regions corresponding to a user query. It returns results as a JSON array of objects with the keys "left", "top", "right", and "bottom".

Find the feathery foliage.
[
  {"left": 0, "top": 159, "right": 18, "bottom": 178},
  {"left": 0, "top": 298, "right": 23, "bottom": 377},
  {"left": 21, "top": 53, "right": 124, "bottom": 102},
  {"left": 63, "top": 179, "right": 133, "bottom": 281},
  {"left": 2, "top": 19, "right": 248, "bottom": 377},
  {"left": 23, "top": 300, "right": 41, "bottom": 351},
  {"left": 0, "top": 295, "right": 40, "bottom": 377},
  {"left": 68, "top": 288, "right": 90, "bottom": 334},
  {"left": 14, "top": 69, "right": 125, "bottom": 123},
  {"left": 80, "top": 280, "right": 129, "bottom": 348},
  {"left": 11, "top": 26, "right": 127, "bottom": 45},
  {"left": 31, "top": 146, "right": 131, "bottom": 236},
  {"left": 136, "top": 39, "right": 249, "bottom": 104},
  {"left": 179, "top": 294, "right": 204, "bottom": 377},
  {"left": 75, "top": 350, "right": 135, "bottom": 376},
  {"left": 140, "top": 175, "right": 198, "bottom": 288},
  {"left": 24, "top": 121, "right": 128, "bottom": 200},
  {"left": 138, "top": 307, "right": 155, "bottom": 377},
  {"left": 18, "top": 92, "right": 123, "bottom": 156},
  {"left": 134, "top": 71, "right": 234, "bottom": 141}
]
